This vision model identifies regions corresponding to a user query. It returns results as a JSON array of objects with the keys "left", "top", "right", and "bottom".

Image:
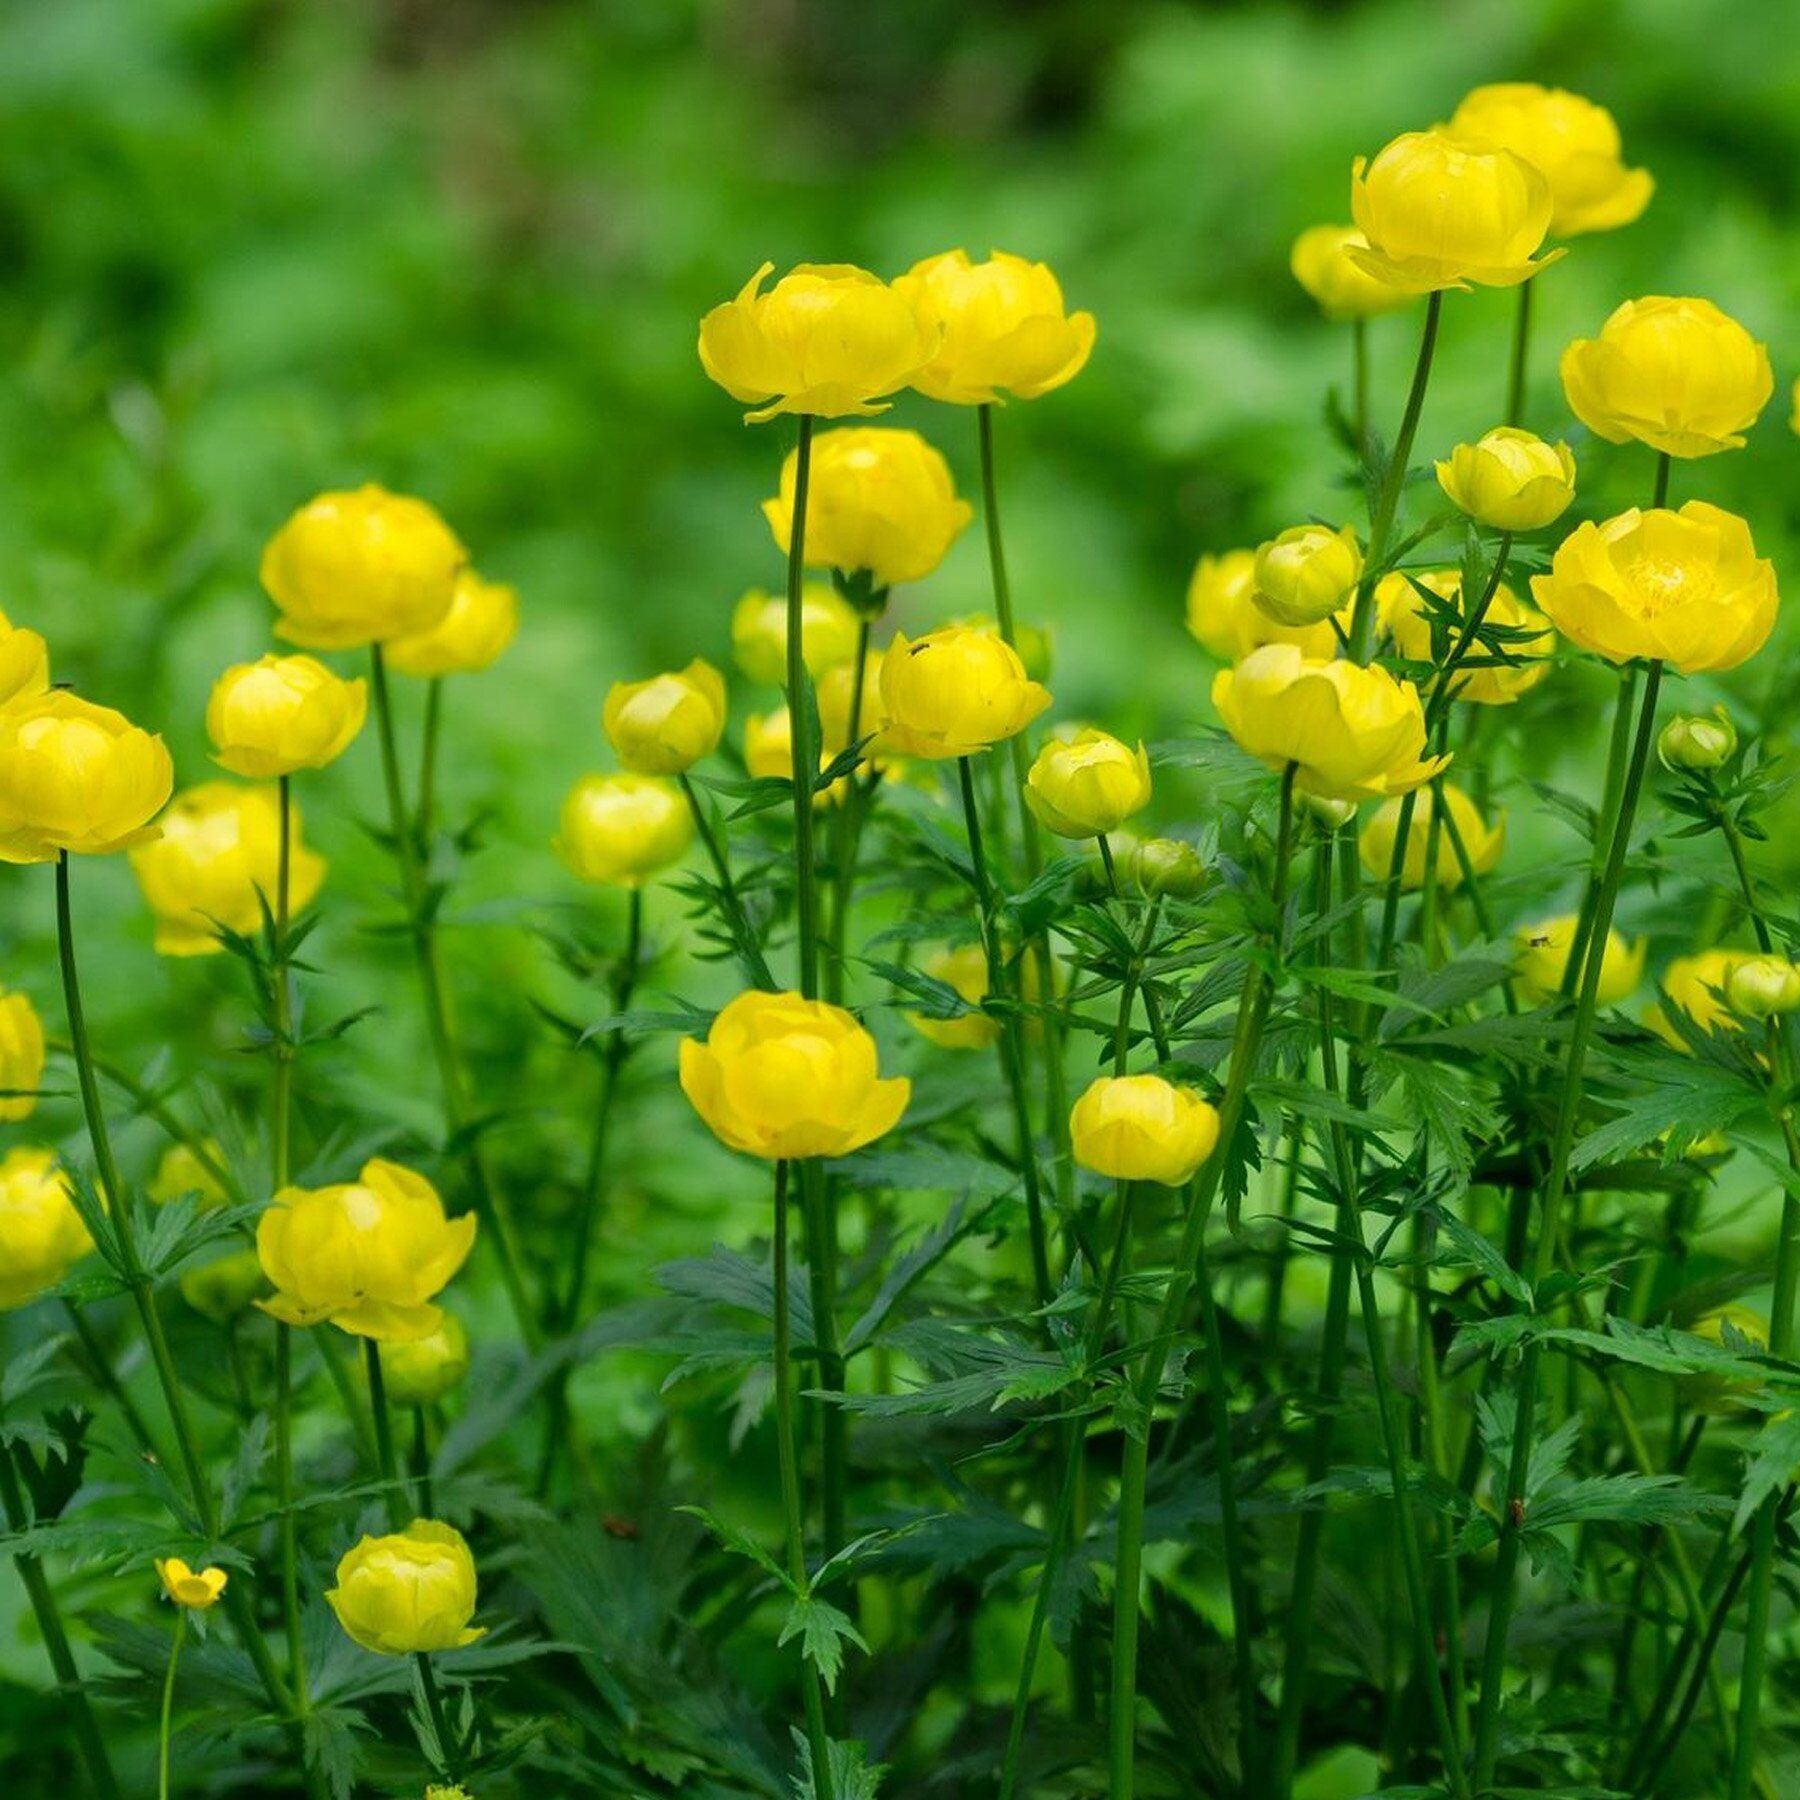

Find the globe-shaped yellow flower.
[
  {"left": 0, "top": 1148, "right": 91, "bottom": 1310},
  {"left": 0, "top": 989, "right": 44, "bottom": 1123},
  {"left": 906, "top": 944, "right": 1000, "bottom": 1051},
  {"left": 1448, "top": 83, "right": 1653, "bottom": 237},
  {"left": 731, "top": 585, "right": 862, "bottom": 688},
  {"left": 1358, "top": 784, "right": 1504, "bottom": 892},
  {"left": 699, "top": 262, "right": 935, "bottom": 423},
  {"left": 1252, "top": 524, "right": 1363, "bottom": 628},
  {"left": 1070, "top": 1075, "right": 1220, "bottom": 1187},
  {"left": 1560, "top": 298, "right": 1773, "bottom": 459},
  {"left": 378, "top": 1311, "right": 471, "bottom": 1407},
  {"left": 893, "top": 249, "right": 1096, "bottom": 405},
  {"left": 207, "top": 654, "right": 367, "bottom": 778},
  {"left": 1289, "top": 225, "right": 1414, "bottom": 320},
  {"left": 878, "top": 627, "right": 1052, "bottom": 761},
  {"left": 1435, "top": 429, "right": 1577, "bottom": 532},
  {"left": 256, "top": 1157, "right": 476, "bottom": 1341},
  {"left": 1659, "top": 708, "right": 1737, "bottom": 773},
  {"left": 1514, "top": 916, "right": 1645, "bottom": 1006},
  {"left": 383, "top": 570, "right": 519, "bottom": 678},
  {"left": 1647, "top": 947, "right": 1761, "bottom": 1047},
  {"left": 1186, "top": 551, "right": 1339, "bottom": 663},
  {"left": 1122, "top": 836, "right": 1208, "bottom": 899},
  {"left": 1212, "top": 645, "right": 1447, "bottom": 802},
  {"left": 763, "top": 427, "right": 973, "bottom": 588},
  {"left": 1024, "top": 729, "right": 1152, "bottom": 839},
  {"left": 129, "top": 782, "right": 326, "bottom": 957},
  {"left": 817, "top": 651, "right": 894, "bottom": 763},
  {"left": 326, "top": 1519, "right": 483, "bottom": 1656},
  {"left": 156, "top": 1558, "right": 228, "bottom": 1610},
  {"left": 556, "top": 774, "right": 691, "bottom": 887},
  {"left": 0, "top": 692, "right": 173, "bottom": 863},
  {"left": 0, "top": 608, "right": 49, "bottom": 711},
  {"left": 262, "top": 485, "right": 466, "bottom": 650},
  {"left": 680, "top": 990, "right": 909, "bottom": 1160},
  {"left": 1726, "top": 956, "right": 1800, "bottom": 1021},
  {"left": 1350, "top": 129, "right": 1560, "bottom": 293},
  {"left": 1530, "top": 503, "right": 1777, "bottom": 674},
  {"left": 602, "top": 659, "right": 727, "bottom": 775},
  {"left": 1378, "top": 570, "right": 1554, "bottom": 705}
]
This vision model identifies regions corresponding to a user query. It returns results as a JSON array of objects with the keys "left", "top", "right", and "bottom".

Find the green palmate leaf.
[
  {"left": 678, "top": 1504, "right": 790, "bottom": 1591},
  {"left": 826, "top": 1142, "right": 1014, "bottom": 1197},
  {"left": 843, "top": 1190, "right": 1010, "bottom": 1354},
  {"left": 1431, "top": 1206, "right": 1531, "bottom": 1304},
  {"left": 303, "top": 1707, "right": 367, "bottom": 1800},
  {"left": 1543, "top": 1317, "right": 1792, "bottom": 1389},
  {"left": 791, "top": 1730, "right": 886, "bottom": 1800},
  {"left": 656, "top": 1245, "right": 813, "bottom": 1339},
  {"left": 1566, "top": 1059, "right": 1762, "bottom": 1173},
  {"left": 778, "top": 1593, "right": 867, "bottom": 1693},
  {"left": 1733, "top": 1412, "right": 1800, "bottom": 1533}
]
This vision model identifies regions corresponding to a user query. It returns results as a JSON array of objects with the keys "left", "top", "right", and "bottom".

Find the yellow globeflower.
[
  {"left": 1560, "top": 298, "right": 1773, "bottom": 459},
  {"left": 1378, "top": 570, "right": 1554, "bottom": 706},
  {"left": 0, "top": 1149, "right": 91, "bottom": 1310},
  {"left": 379, "top": 1311, "right": 471, "bottom": 1407},
  {"left": 1726, "top": 956, "right": 1800, "bottom": 1021},
  {"left": 129, "top": 782, "right": 326, "bottom": 957},
  {"left": 680, "top": 990, "right": 909, "bottom": 1160},
  {"left": 878, "top": 626, "right": 1051, "bottom": 761},
  {"left": 262, "top": 485, "right": 466, "bottom": 649},
  {"left": 1648, "top": 948, "right": 1761, "bottom": 1047},
  {"left": 1659, "top": 708, "right": 1737, "bottom": 773},
  {"left": 0, "top": 608, "right": 49, "bottom": 710},
  {"left": 208, "top": 654, "right": 367, "bottom": 778},
  {"left": 1070, "top": 1075, "right": 1221, "bottom": 1187},
  {"left": 1435, "top": 428, "right": 1577, "bottom": 532},
  {"left": 763, "top": 427, "right": 973, "bottom": 588},
  {"left": 1513, "top": 916, "right": 1645, "bottom": 1005},
  {"left": 1024, "top": 729, "right": 1152, "bottom": 839},
  {"left": 1358, "top": 784, "right": 1505, "bottom": 892},
  {"left": 1531, "top": 503, "right": 1777, "bottom": 675},
  {"left": 0, "top": 693, "right": 172, "bottom": 863},
  {"left": 893, "top": 249, "right": 1096, "bottom": 405},
  {"left": 0, "top": 989, "right": 45, "bottom": 1123},
  {"left": 1350, "top": 129, "right": 1560, "bottom": 293},
  {"left": 1289, "top": 224, "right": 1414, "bottom": 320},
  {"left": 1252, "top": 524, "right": 1363, "bottom": 628},
  {"left": 731, "top": 585, "right": 861, "bottom": 688},
  {"left": 817, "top": 651, "right": 893, "bottom": 761},
  {"left": 907, "top": 944, "right": 1000, "bottom": 1051},
  {"left": 1186, "top": 551, "right": 1338, "bottom": 663},
  {"left": 602, "top": 659, "right": 727, "bottom": 775},
  {"left": 383, "top": 570, "right": 519, "bottom": 678},
  {"left": 148, "top": 1141, "right": 230, "bottom": 1210},
  {"left": 1123, "top": 836, "right": 1208, "bottom": 899},
  {"left": 256, "top": 1158, "right": 476, "bottom": 1342},
  {"left": 327, "top": 1520, "right": 483, "bottom": 1656},
  {"left": 155, "top": 1558, "right": 228, "bottom": 1610},
  {"left": 1212, "top": 645, "right": 1446, "bottom": 803},
  {"left": 699, "top": 262, "right": 934, "bottom": 423},
  {"left": 1448, "top": 83, "right": 1653, "bottom": 237},
  {"left": 555, "top": 774, "right": 691, "bottom": 888}
]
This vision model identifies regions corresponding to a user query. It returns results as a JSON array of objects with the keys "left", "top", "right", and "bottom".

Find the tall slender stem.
[
  {"left": 416, "top": 676, "right": 443, "bottom": 843},
  {"left": 1504, "top": 279, "right": 1534, "bottom": 427},
  {"left": 158, "top": 1610, "right": 186, "bottom": 1800},
  {"left": 784, "top": 414, "right": 822, "bottom": 1000},
  {"left": 363, "top": 1338, "right": 408, "bottom": 1530},
  {"left": 1352, "top": 317, "right": 1370, "bottom": 447},
  {"left": 415, "top": 1652, "right": 462, "bottom": 1785}
]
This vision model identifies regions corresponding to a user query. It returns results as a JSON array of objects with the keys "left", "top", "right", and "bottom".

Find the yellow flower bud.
[
  {"left": 1647, "top": 948, "right": 1760, "bottom": 1047},
  {"left": 1531, "top": 502, "right": 1777, "bottom": 674},
  {"left": 0, "top": 692, "right": 173, "bottom": 863},
  {"left": 1726, "top": 956, "right": 1800, "bottom": 1020},
  {"left": 0, "top": 989, "right": 45, "bottom": 1123},
  {"left": 207, "top": 654, "right": 368, "bottom": 779},
  {"left": 602, "top": 659, "right": 727, "bottom": 775},
  {"left": 763, "top": 427, "right": 973, "bottom": 588},
  {"left": 1252, "top": 525, "right": 1363, "bottom": 628},
  {"left": 378, "top": 1311, "right": 471, "bottom": 1407},
  {"left": 699, "top": 262, "right": 934, "bottom": 423},
  {"left": 383, "top": 570, "right": 519, "bottom": 678},
  {"left": 1447, "top": 83, "right": 1653, "bottom": 237},
  {"left": 1358, "top": 784, "right": 1504, "bottom": 892},
  {"left": 1070, "top": 1075, "right": 1221, "bottom": 1187},
  {"left": 0, "top": 607, "right": 49, "bottom": 710},
  {"left": 1378, "top": 569, "right": 1554, "bottom": 706},
  {"left": 878, "top": 627, "right": 1051, "bottom": 761},
  {"left": 680, "top": 990, "right": 909, "bottom": 1160},
  {"left": 1560, "top": 298, "right": 1773, "bottom": 459},
  {"left": 731, "top": 585, "right": 861, "bottom": 687},
  {"left": 1024, "top": 729, "right": 1151, "bottom": 839},
  {"left": 816, "top": 652, "right": 893, "bottom": 762},
  {"left": 262, "top": 485, "right": 467, "bottom": 649},
  {"left": 148, "top": 1141, "right": 231, "bottom": 1210},
  {"left": 893, "top": 249, "right": 1096, "bottom": 405},
  {"left": 907, "top": 944, "right": 1000, "bottom": 1051},
  {"left": 1186, "top": 551, "right": 1338, "bottom": 663},
  {"left": 1513, "top": 916, "right": 1645, "bottom": 1006},
  {"left": 180, "top": 1248, "right": 268, "bottom": 1323},
  {"left": 427, "top": 1788, "right": 474, "bottom": 1800},
  {"left": 155, "top": 1557, "right": 228, "bottom": 1610},
  {"left": 326, "top": 1519, "right": 484, "bottom": 1656},
  {"left": 1289, "top": 224, "right": 1414, "bottom": 320},
  {"left": 129, "top": 782, "right": 326, "bottom": 957},
  {"left": 1123, "top": 836, "right": 1208, "bottom": 899},
  {"left": 1658, "top": 708, "right": 1737, "bottom": 773},
  {"left": 256, "top": 1158, "right": 476, "bottom": 1342},
  {"left": 555, "top": 774, "right": 691, "bottom": 887},
  {"left": 0, "top": 1148, "right": 91, "bottom": 1310},
  {"left": 1435, "top": 428, "right": 1577, "bottom": 532},
  {"left": 1350, "top": 129, "right": 1561, "bottom": 293},
  {"left": 1212, "top": 645, "right": 1447, "bottom": 803}
]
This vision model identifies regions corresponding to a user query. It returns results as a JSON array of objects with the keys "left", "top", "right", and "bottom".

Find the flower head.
[
  {"left": 1289, "top": 224, "right": 1415, "bottom": 320},
  {"left": 1122, "top": 836, "right": 1208, "bottom": 899},
  {"left": 1358, "top": 784, "right": 1504, "bottom": 892},
  {"left": 1726, "top": 956, "right": 1800, "bottom": 1021},
  {"left": 1379, "top": 569, "right": 1554, "bottom": 705},
  {"left": 1514, "top": 916, "right": 1644, "bottom": 1006},
  {"left": 731, "top": 585, "right": 861, "bottom": 687},
  {"left": 377, "top": 1311, "right": 471, "bottom": 1407},
  {"left": 603, "top": 660, "right": 727, "bottom": 775},
  {"left": 0, "top": 607, "right": 49, "bottom": 711},
  {"left": 0, "top": 989, "right": 45, "bottom": 1123},
  {"left": 327, "top": 1519, "right": 483, "bottom": 1656},
  {"left": 0, "top": 692, "right": 172, "bottom": 863},
  {"left": 1252, "top": 525, "right": 1363, "bottom": 628},
  {"left": 878, "top": 627, "right": 1051, "bottom": 761},
  {"left": 1025, "top": 729, "right": 1151, "bottom": 839},
  {"left": 1659, "top": 707, "right": 1737, "bottom": 773},
  {"left": 816, "top": 651, "right": 894, "bottom": 763},
  {"left": 1435, "top": 428, "right": 1576, "bottom": 532},
  {"left": 384, "top": 570, "right": 519, "bottom": 677},
  {"left": 1070, "top": 1076, "right": 1220, "bottom": 1186},
  {"left": 0, "top": 1149, "right": 91, "bottom": 1310},
  {"left": 1186, "top": 550, "right": 1338, "bottom": 663},
  {"left": 556, "top": 774, "right": 691, "bottom": 887},
  {"left": 156, "top": 1558, "right": 228, "bottom": 1610},
  {"left": 207, "top": 655, "right": 367, "bottom": 778}
]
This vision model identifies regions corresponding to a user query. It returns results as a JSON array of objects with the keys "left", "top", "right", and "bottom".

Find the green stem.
[
  {"left": 411, "top": 1406, "right": 434, "bottom": 1516},
  {"left": 416, "top": 676, "right": 443, "bottom": 844},
  {"left": 1426, "top": 533, "right": 1514, "bottom": 730},
  {"left": 363, "top": 1338, "right": 408, "bottom": 1530},
  {"left": 415, "top": 1651, "right": 462, "bottom": 1784},
  {"left": 1352, "top": 316, "right": 1370, "bottom": 447},
  {"left": 1504, "top": 279, "right": 1533, "bottom": 427},
  {"left": 274, "top": 1325, "right": 307, "bottom": 1708},
  {"left": 824, "top": 616, "right": 873, "bottom": 1008},
  {"left": 1562, "top": 663, "right": 1642, "bottom": 998},
  {"left": 678, "top": 772, "right": 776, "bottom": 989},
  {"left": 784, "top": 413, "right": 822, "bottom": 1000},
  {"left": 158, "top": 1610, "right": 186, "bottom": 1800}
]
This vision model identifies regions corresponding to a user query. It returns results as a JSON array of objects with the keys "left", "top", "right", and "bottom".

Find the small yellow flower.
[
  {"left": 1659, "top": 708, "right": 1737, "bottom": 773},
  {"left": 893, "top": 249, "right": 1096, "bottom": 405},
  {"left": 1070, "top": 1075, "right": 1220, "bottom": 1187},
  {"left": 148, "top": 1141, "right": 231, "bottom": 1210},
  {"left": 1290, "top": 224, "right": 1415, "bottom": 320},
  {"left": 327, "top": 1519, "right": 483, "bottom": 1656},
  {"left": 0, "top": 1148, "right": 91, "bottom": 1311},
  {"left": 256, "top": 1158, "right": 476, "bottom": 1342},
  {"left": 763, "top": 427, "right": 973, "bottom": 588},
  {"left": 1122, "top": 836, "right": 1208, "bottom": 899},
  {"left": 1560, "top": 298, "right": 1773, "bottom": 459},
  {"left": 1531, "top": 503, "right": 1777, "bottom": 674},
  {"left": 383, "top": 570, "right": 519, "bottom": 678},
  {"left": 1251, "top": 524, "right": 1363, "bottom": 628},
  {"left": 378, "top": 1311, "right": 471, "bottom": 1407},
  {"left": 731, "top": 585, "right": 862, "bottom": 688},
  {"left": 1349, "top": 129, "right": 1561, "bottom": 293},
  {"left": 0, "top": 607, "right": 49, "bottom": 711},
  {"left": 1186, "top": 550, "right": 1338, "bottom": 663},
  {"left": 556, "top": 774, "right": 691, "bottom": 887},
  {"left": 1378, "top": 570, "right": 1554, "bottom": 706},
  {"left": 699, "top": 262, "right": 935, "bottom": 423},
  {"left": 1647, "top": 947, "right": 1761, "bottom": 1046},
  {"left": 207, "top": 654, "right": 368, "bottom": 778},
  {"left": 0, "top": 989, "right": 45, "bottom": 1123},
  {"left": 878, "top": 627, "right": 1051, "bottom": 761},
  {"left": 180, "top": 1249, "right": 269, "bottom": 1324},
  {"left": 1726, "top": 956, "right": 1800, "bottom": 1020},
  {"left": 262, "top": 485, "right": 467, "bottom": 650},
  {"left": 602, "top": 659, "right": 727, "bottom": 775},
  {"left": 1024, "top": 729, "right": 1152, "bottom": 839},
  {"left": 680, "top": 990, "right": 909, "bottom": 1160},
  {"left": 155, "top": 1558, "right": 228, "bottom": 1610},
  {"left": 1435, "top": 428, "right": 1576, "bottom": 532},
  {"left": 907, "top": 944, "right": 1000, "bottom": 1051},
  {"left": 1358, "top": 784, "right": 1504, "bottom": 892},
  {"left": 1514, "top": 916, "right": 1645, "bottom": 1006},
  {"left": 1212, "top": 645, "right": 1447, "bottom": 803},
  {"left": 0, "top": 692, "right": 173, "bottom": 863},
  {"left": 129, "top": 782, "right": 326, "bottom": 957}
]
